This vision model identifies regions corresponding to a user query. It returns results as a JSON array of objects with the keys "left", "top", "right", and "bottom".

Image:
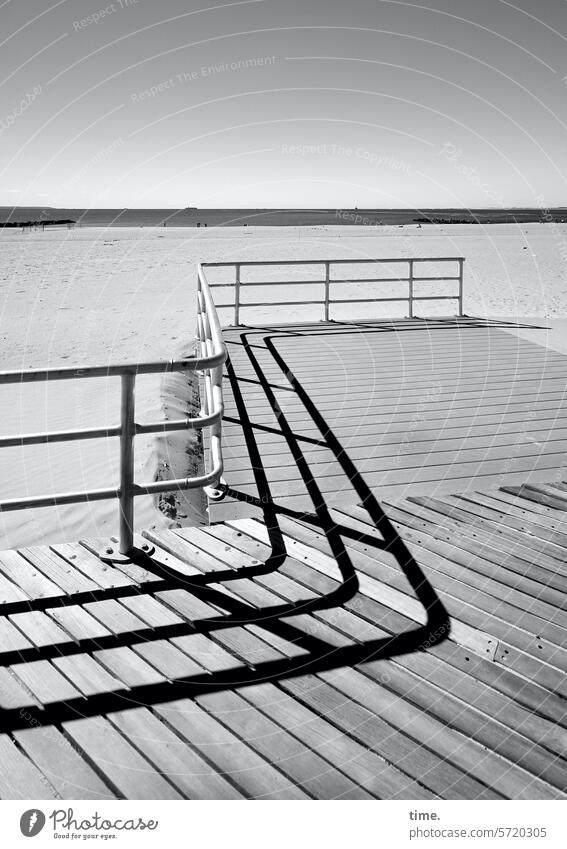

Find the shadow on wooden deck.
[{"left": 0, "top": 317, "right": 565, "bottom": 799}]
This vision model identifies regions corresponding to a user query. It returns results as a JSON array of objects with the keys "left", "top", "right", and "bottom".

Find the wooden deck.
[
  {"left": 0, "top": 479, "right": 566, "bottom": 799},
  {"left": 212, "top": 317, "right": 567, "bottom": 521},
  {"left": 0, "top": 315, "right": 565, "bottom": 800}
]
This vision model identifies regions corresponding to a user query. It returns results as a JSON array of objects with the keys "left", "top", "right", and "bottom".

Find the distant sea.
[{"left": 2, "top": 206, "right": 567, "bottom": 227}]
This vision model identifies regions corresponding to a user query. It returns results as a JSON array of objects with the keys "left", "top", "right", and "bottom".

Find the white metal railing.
[
  {"left": 203, "top": 257, "right": 465, "bottom": 325},
  {"left": 0, "top": 264, "right": 226, "bottom": 560}
]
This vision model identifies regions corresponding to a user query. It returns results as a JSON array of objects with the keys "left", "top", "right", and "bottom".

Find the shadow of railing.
[{"left": 0, "top": 319, "right": 456, "bottom": 734}]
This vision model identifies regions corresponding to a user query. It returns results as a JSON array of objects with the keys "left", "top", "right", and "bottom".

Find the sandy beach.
[{"left": 1, "top": 221, "right": 566, "bottom": 551}]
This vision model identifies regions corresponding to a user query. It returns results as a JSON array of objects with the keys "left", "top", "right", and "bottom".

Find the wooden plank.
[
  {"left": 488, "top": 489, "right": 566, "bottom": 522},
  {"left": 280, "top": 675, "right": 500, "bottom": 800},
  {"left": 230, "top": 518, "right": 495, "bottom": 660},
  {"left": 63, "top": 715, "right": 183, "bottom": 799},
  {"left": 230, "top": 393, "right": 567, "bottom": 427},
  {"left": 227, "top": 378, "right": 567, "bottom": 413},
  {"left": 411, "top": 495, "right": 567, "bottom": 571},
  {"left": 387, "top": 646, "right": 567, "bottom": 758},
  {"left": 143, "top": 529, "right": 225, "bottom": 575},
  {"left": 373, "top": 498, "right": 567, "bottom": 587},
  {"left": 131, "top": 639, "right": 205, "bottom": 680},
  {"left": 473, "top": 490, "right": 567, "bottom": 531},
  {"left": 80, "top": 539, "right": 154, "bottom": 585},
  {"left": 155, "top": 698, "right": 309, "bottom": 799},
  {"left": 333, "top": 503, "right": 567, "bottom": 632},
  {"left": 376, "top": 501, "right": 567, "bottom": 644},
  {"left": 220, "top": 414, "right": 567, "bottom": 450},
  {"left": 14, "top": 725, "right": 116, "bottom": 799},
  {"left": 240, "top": 682, "right": 437, "bottom": 799},
  {"left": 48, "top": 605, "right": 112, "bottom": 641},
  {"left": 176, "top": 527, "right": 263, "bottom": 569},
  {"left": 335, "top": 505, "right": 567, "bottom": 678},
  {"left": 54, "top": 542, "right": 135, "bottom": 588},
  {"left": 223, "top": 425, "right": 567, "bottom": 464},
  {"left": 211, "top": 625, "right": 290, "bottom": 667},
  {"left": 346, "top": 591, "right": 567, "bottom": 729},
  {"left": 226, "top": 365, "right": 567, "bottom": 392},
  {"left": 0, "top": 570, "right": 30, "bottom": 604},
  {"left": 170, "top": 633, "right": 242, "bottom": 673},
  {"left": 229, "top": 343, "right": 562, "bottom": 364},
  {"left": 228, "top": 356, "right": 567, "bottom": 384},
  {"left": 184, "top": 516, "right": 560, "bottom": 796},
  {"left": 108, "top": 707, "right": 244, "bottom": 799},
  {"left": 227, "top": 452, "right": 567, "bottom": 498},
  {"left": 502, "top": 484, "right": 567, "bottom": 510},
  {"left": 439, "top": 494, "right": 567, "bottom": 578},
  {"left": 245, "top": 623, "right": 311, "bottom": 661},
  {"left": 93, "top": 647, "right": 166, "bottom": 688},
  {"left": 317, "top": 667, "right": 562, "bottom": 800},
  {"left": 333, "top": 504, "right": 567, "bottom": 617},
  {"left": 227, "top": 367, "right": 567, "bottom": 398},
  {"left": 0, "top": 549, "right": 64, "bottom": 600},
  {"left": 119, "top": 593, "right": 184, "bottom": 628},
  {"left": 11, "top": 659, "right": 82, "bottom": 704},
  {"left": 0, "top": 736, "right": 59, "bottom": 799},
  {"left": 225, "top": 441, "right": 567, "bottom": 485},
  {"left": 221, "top": 523, "right": 567, "bottom": 782},
  {"left": 0, "top": 617, "right": 35, "bottom": 653},
  {"left": 196, "top": 689, "right": 371, "bottom": 799},
  {"left": 228, "top": 357, "right": 567, "bottom": 385},
  {"left": 53, "top": 655, "right": 125, "bottom": 697},
  {"left": 360, "top": 657, "right": 567, "bottom": 792},
  {"left": 156, "top": 588, "right": 225, "bottom": 623},
  {"left": 0, "top": 667, "right": 40, "bottom": 710},
  {"left": 9, "top": 611, "right": 75, "bottom": 649},
  {"left": 82, "top": 599, "right": 148, "bottom": 636},
  {"left": 19, "top": 546, "right": 100, "bottom": 595}
]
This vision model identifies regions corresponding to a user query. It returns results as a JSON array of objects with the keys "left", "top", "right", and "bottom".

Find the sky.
[{"left": 0, "top": 0, "right": 566, "bottom": 208}]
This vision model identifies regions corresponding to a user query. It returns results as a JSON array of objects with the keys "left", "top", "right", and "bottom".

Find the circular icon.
[{"left": 20, "top": 810, "right": 46, "bottom": 837}]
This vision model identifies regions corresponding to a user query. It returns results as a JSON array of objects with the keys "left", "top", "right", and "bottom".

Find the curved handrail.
[{"left": 0, "top": 264, "right": 227, "bottom": 558}]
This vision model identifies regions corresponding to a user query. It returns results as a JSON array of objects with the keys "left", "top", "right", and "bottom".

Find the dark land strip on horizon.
[{"left": 2, "top": 207, "right": 567, "bottom": 228}]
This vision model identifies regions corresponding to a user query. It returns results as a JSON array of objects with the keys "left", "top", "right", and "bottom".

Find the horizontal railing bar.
[
  {"left": 0, "top": 486, "right": 119, "bottom": 512},
  {"left": 411, "top": 276, "right": 461, "bottom": 282},
  {"left": 0, "top": 425, "right": 121, "bottom": 448},
  {"left": 233, "top": 300, "right": 327, "bottom": 307},
  {"left": 330, "top": 297, "right": 412, "bottom": 304},
  {"left": 135, "top": 461, "right": 223, "bottom": 495},
  {"left": 0, "top": 264, "right": 228, "bottom": 556},
  {"left": 212, "top": 279, "right": 326, "bottom": 288},
  {"left": 0, "top": 404, "right": 222, "bottom": 447},
  {"left": 135, "top": 410, "right": 222, "bottom": 435},
  {"left": 0, "top": 354, "right": 225, "bottom": 385},
  {"left": 0, "top": 458, "right": 224, "bottom": 513},
  {"left": 330, "top": 294, "right": 458, "bottom": 304},
  {"left": 412, "top": 295, "right": 460, "bottom": 301},
  {"left": 202, "top": 257, "right": 464, "bottom": 267},
  {"left": 332, "top": 276, "right": 460, "bottom": 283},
  {"left": 213, "top": 276, "right": 460, "bottom": 286},
  {"left": 229, "top": 294, "right": 460, "bottom": 308},
  {"left": 330, "top": 276, "right": 410, "bottom": 283},
  {"left": 203, "top": 260, "right": 329, "bottom": 267}
]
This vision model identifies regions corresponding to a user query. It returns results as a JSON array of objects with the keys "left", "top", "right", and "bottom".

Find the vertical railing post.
[
  {"left": 324, "top": 261, "right": 331, "bottom": 321},
  {"left": 458, "top": 258, "right": 464, "bottom": 316},
  {"left": 408, "top": 259, "right": 414, "bottom": 318},
  {"left": 234, "top": 263, "right": 241, "bottom": 325},
  {"left": 118, "top": 371, "right": 135, "bottom": 555}
]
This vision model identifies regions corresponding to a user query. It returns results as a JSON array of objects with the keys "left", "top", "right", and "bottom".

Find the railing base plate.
[
  {"left": 99, "top": 534, "right": 155, "bottom": 564},
  {"left": 205, "top": 478, "right": 228, "bottom": 502}
]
